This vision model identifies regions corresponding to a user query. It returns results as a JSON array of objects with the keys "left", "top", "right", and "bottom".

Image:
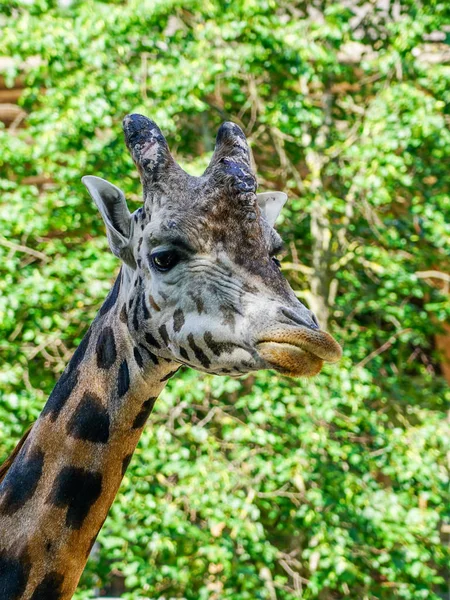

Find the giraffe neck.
[{"left": 0, "top": 270, "right": 178, "bottom": 600}]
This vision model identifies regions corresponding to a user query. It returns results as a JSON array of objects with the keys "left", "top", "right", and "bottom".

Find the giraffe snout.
[{"left": 254, "top": 306, "right": 342, "bottom": 377}]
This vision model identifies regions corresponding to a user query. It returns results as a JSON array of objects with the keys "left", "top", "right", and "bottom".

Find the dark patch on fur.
[
  {"left": 242, "top": 280, "right": 259, "bottom": 294},
  {"left": 99, "top": 272, "right": 121, "bottom": 316},
  {"left": 173, "top": 309, "right": 185, "bottom": 332},
  {"left": 132, "top": 398, "right": 157, "bottom": 429},
  {"left": 149, "top": 295, "right": 161, "bottom": 311},
  {"left": 160, "top": 369, "right": 179, "bottom": 382},
  {"left": 41, "top": 369, "right": 78, "bottom": 422},
  {"left": 139, "top": 343, "right": 159, "bottom": 364},
  {"left": 240, "top": 360, "right": 254, "bottom": 369},
  {"left": 0, "top": 550, "right": 31, "bottom": 600},
  {"left": 133, "top": 294, "right": 141, "bottom": 330},
  {"left": 120, "top": 304, "right": 128, "bottom": 324},
  {"left": 220, "top": 305, "right": 236, "bottom": 331},
  {"left": 69, "top": 327, "right": 93, "bottom": 372},
  {"left": 133, "top": 347, "right": 143, "bottom": 368},
  {"left": 118, "top": 360, "right": 130, "bottom": 397},
  {"left": 42, "top": 327, "right": 92, "bottom": 421},
  {"left": 48, "top": 466, "right": 102, "bottom": 529},
  {"left": 179, "top": 346, "right": 190, "bottom": 361},
  {"left": 128, "top": 297, "right": 134, "bottom": 310},
  {"left": 66, "top": 392, "right": 110, "bottom": 444},
  {"left": 142, "top": 295, "right": 150, "bottom": 319},
  {"left": 158, "top": 324, "right": 170, "bottom": 346},
  {"left": 0, "top": 447, "right": 44, "bottom": 516},
  {"left": 189, "top": 292, "right": 205, "bottom": 314},
  {"left": 96, "top": 326, "right": 117, "bottom": 369},
  {"left": 145, "top": 332, "right": 161, "bottom": 349},
  {"left": 30, "top": 571, "right": 64, "bottom": 600},
  {"left": 187, "top": 334, "right": 210, "bottom": 368},
  {"left": 203, "top": 331, "right": 238, "bottom": 356},
  {"left": 121, "top": 453, "right": 134, "bottom": 476}
]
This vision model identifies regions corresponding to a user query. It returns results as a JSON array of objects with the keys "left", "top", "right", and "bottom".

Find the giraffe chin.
[{"left": 256, "top": 342, "right": 325, "bottom": 378}]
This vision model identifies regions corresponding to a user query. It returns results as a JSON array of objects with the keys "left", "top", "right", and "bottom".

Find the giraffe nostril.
[
  {"left": 280, "top": 307, "right": 320, "bottom": 331},
  {"left": 310, "top": 311, "right": 320, "bottom": 329}
]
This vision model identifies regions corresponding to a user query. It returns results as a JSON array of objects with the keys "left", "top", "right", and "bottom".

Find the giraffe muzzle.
[{"left": 255, "top": 327, "right": 342, "bottom": 377}]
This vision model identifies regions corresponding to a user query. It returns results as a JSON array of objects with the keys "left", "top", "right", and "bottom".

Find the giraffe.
[{"left": 0, "top": 114, "right": 342, "bottom": 600}]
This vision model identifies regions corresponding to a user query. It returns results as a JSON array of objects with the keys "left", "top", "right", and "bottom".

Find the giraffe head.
[{"left": 82, "top": 114, "right": 341, "bottom": 378}]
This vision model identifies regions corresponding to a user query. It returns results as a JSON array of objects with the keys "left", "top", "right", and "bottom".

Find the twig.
[
  {"left": 279, "top": 558, "right": 309, "bottom": 594},
  {"left": 281, "top": 262, "right": 313, "bottom": 275},
  {"left": 25, "top": 333, "right": 62, "bottom": 360},
  {"left": 416, "top": 270, "right": 450, "bottom": 282},
  {"left": 331, "top": 243, "right": 358, "bottom": 272},
  {"left": 140, "top": 52, "right": 150, "bottom": 101},
  {"left": 356, "top": 328, "right": 412, "bottom": 368},
  {"left": 416, "top": 270, "right": 450, "bottom": 294},
  {"left": 270, "top": 126, "right": 306, "bottom": 193},
  {"left": 0, "top": 236, "right": 48, "bottom": 262},
  {"left": 8, "top": 107, "right": 27, "bottom": 133},
  {"left": 196, "top": 407, "right": 217, "bottom": 428}
]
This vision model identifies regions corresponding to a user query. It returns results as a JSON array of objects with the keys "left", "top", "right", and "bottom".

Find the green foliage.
[{"left": 0, "top": 1, "right": 449, "bottom": 599}]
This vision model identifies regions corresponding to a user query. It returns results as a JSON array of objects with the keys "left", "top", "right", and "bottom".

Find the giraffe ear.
[
  {"left": 257, "top": 191, "right": 288, "bottom": 227},
  {"left": 82, "top": 176, "right": 136, "bottom": 268}
]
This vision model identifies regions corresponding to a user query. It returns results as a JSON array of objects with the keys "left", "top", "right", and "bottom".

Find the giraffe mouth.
[{"left": 255, "top": 327, "right": 342, "bottom": 377}]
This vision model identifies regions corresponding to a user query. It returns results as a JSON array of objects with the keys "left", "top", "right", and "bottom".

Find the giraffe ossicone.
[{"left": 0, "top": 115, "right": 341, "bottom": 600}]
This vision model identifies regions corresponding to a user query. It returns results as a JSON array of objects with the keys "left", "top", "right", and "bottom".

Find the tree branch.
[{"left": 0, "top": 236, "right": 48, "bottom": 262}]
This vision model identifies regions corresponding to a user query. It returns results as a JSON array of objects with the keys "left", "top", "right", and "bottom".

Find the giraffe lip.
[
  {"left": 255, "top": 341, "right": 324, "bottom": 377},
  {"left": 256, "top": 327, "right": 342, "bottom": 364}
]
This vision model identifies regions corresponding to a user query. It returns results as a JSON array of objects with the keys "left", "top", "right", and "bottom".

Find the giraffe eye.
[{"left": 150, "top": 250, "right": 179, "bottom": 272}]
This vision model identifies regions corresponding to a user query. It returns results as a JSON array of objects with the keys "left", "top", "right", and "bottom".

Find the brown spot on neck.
[{"left": 149, "top": 295, "right": 161, "bottom": 311}]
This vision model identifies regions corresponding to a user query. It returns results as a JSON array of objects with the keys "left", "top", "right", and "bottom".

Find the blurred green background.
[{"left": 1, "top": 1, "right": 449, "bottom": 598}]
